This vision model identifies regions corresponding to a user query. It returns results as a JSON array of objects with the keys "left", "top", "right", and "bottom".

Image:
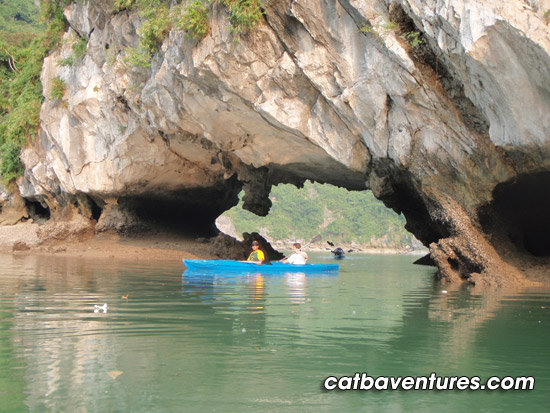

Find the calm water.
[{"left": 0, "top": 252, "right": 548, "bottom": 412}]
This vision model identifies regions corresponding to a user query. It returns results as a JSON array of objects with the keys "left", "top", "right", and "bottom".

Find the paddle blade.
[
  {"left": 310, "top": 234, "right": 322, "bottom": 243},
  {"left": 301, "top": 234, "right": 322, "bottom": 249}
]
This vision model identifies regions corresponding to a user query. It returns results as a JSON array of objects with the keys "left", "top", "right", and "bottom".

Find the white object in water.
[{"left": 94, "top": 303, "right": 108, "bottom": 313}]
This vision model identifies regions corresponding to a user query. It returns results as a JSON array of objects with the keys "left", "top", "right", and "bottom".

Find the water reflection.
[
  {"left": 250, "top": 274, "right": 265, "bottom": 312},
  {"left": 428, "top": 283, "right": 505, "bottom": 348},
  {"left": 0, "top": 254, "right": 193, "bottom": 411},
  {"left": 0, "top": 253, "right": 548, "bottom": 412},
  {"left": 394, "top": 278, "right": 550, "bottom": 381},
  {"left": 284, "top": 272, "right": 307, "bottom": 304}
]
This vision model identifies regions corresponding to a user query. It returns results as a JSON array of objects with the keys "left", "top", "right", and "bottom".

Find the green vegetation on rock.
[
  {"left": 50, "top": 76, "right": 65, "bottom": 100},
  {"left": 0, "top": 0, "right": 67, "bottom": 183},
  {"left": 57, "top": 33, "right": 88, "bottom": 67},
  {"left": 120, "top": 0, "right": 264, "bottom": 68},
  {"left": 115, "top": 0, "right": 172, "bottom": 68},
  {"left": 222, "top": 182, "right": 417, "bottom": 248},
  {"left": 1, "top": 0, "right": 265, "bottom": 182},
  {"left": 176, "top": 0, "right": 210, "bottom": 39},
  {"left": 221, "top": 0, "right": 263, "bottom": 36}
]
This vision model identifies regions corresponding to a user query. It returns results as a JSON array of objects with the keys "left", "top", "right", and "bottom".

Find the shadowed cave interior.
[
  {"left": 116, "top": 182, "right": 241, "bottom": 237},
  {"left": 24, "top": 198, "right": 51, "bottom": 223},
  {"left": 479, "top": 171, "right": 550, "bottom": 258}
]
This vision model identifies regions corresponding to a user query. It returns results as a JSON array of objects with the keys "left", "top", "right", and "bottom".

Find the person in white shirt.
[{"left": 282, "top": 243, "right": 308, "bottom": 264}]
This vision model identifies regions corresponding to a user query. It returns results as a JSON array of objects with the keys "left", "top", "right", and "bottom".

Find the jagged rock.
[
  {"left": 0, "top": 185, "right": 29, "bottom": 226},
  {"left": 13, "top": 0, "right": 550, "bottom": 285},
  {"left": 95, "top": 199, "right": 145, "bottom": 235},
  {"left": 37, "top": 214, "right": 95, "bottom": 243},
  {"left": 214, "top": 215, "right": 239, "bottom": 239},
  {"left": 413, "top": 254, "right": 435, "bottom": 267},
  {"left": 242, "top": 232, "right": 285, "bottom": 262},
  {"left": 12, "top": 241, "right": 30, "bottom": 252},
  {"left": 205, "top": 232, "right": 249, "bottom": 260},
  {"left": 193, "top": 231, "right": 283, "bottom": 261}
]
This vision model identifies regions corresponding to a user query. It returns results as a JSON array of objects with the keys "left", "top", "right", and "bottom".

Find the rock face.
[{"left": 15, "top": 0, "right": 550, "bottom": 285}]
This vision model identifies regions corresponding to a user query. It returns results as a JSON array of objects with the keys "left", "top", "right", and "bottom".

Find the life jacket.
[{"left": 248, "top": 249, "right": 265, "bottom": 262}]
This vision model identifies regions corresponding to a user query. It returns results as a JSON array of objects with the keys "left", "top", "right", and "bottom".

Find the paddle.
[
  {"left": 280, "top": 234, "right": 321, "bottom": 261},
  {"left": 302, "top": 234, "right": 322, "bottom": 249}
]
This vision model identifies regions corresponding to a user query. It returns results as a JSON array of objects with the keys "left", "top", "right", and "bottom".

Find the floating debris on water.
[
  {"left": 94, "top": 303, "right": 108, "bottom": 313},
  {"left": 107, "top": 371, "right": 123, "bottom": 379}
]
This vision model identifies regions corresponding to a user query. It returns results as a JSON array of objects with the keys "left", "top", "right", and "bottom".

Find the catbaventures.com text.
[{"left": 323, "top": 373, "right": 535, "bottom": 391}]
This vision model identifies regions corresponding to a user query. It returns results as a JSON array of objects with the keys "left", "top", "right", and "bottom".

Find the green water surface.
[{"left": 0, "top": 252, "right": 548, "bottom": 412}]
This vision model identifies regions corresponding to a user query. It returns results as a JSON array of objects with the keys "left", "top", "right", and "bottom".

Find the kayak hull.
[{"left": 183, "top": 259, "right": 339, "bottom": 274}]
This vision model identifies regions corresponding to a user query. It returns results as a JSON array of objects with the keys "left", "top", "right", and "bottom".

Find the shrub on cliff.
[
  {"left": 121, "top": 0, "right": 264, "bottom": 68},
  {"left": 0, "top": 0, "right": 66, "bottom": 183},
  {"left": 220, "top": 0, "right": 264, "bottom": 35},
  {"left": 176, "top": 0, "right": 210, "bottom": 39}
]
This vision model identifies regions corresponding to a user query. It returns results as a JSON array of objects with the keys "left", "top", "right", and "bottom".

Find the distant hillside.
[
  {"left": 0, "top": 0, "right": 43, "bottom": 41},
  {"left": 219, "top": 182, "right": 420, "bottom": 249}
]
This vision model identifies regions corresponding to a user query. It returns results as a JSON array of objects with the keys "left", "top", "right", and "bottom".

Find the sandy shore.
[
  {"left": 0, "top": 221, "right": 426, "bottom": 262},
  {"left": 0, "top": 222, "right": 210, "bottom": 262}
]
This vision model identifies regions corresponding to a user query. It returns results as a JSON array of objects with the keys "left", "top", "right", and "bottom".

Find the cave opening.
[
  {"left": 216, "top": 181, "right": 426, "bottom": 254},
  {"left": 479, "top": 171, "right": 550, "bottom": 258},
  {"left": 89, "top": 197, "right": 103, "bottom": 221},
  {"left": 24, "top": 199, "right": 51, "bottom": 223},
  {"left": 119, "top": 195, "right": 219, "bottom": 237},
  {"left": 118, "top": 178, "right": 241, "bottom": 238}
]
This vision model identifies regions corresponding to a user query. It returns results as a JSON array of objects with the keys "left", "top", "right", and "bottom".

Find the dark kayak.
[{"left": 331, "top": 247, "right": 345, "bottom": 259}]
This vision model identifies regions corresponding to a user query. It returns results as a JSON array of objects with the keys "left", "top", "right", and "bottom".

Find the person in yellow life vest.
[{"left": 247, "top": 240, "right": 265, "bottom": 264}]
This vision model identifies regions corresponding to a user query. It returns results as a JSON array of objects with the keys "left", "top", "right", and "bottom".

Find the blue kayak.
[{"left": 183, "top": 259, "right": 339, "bottom": 274}]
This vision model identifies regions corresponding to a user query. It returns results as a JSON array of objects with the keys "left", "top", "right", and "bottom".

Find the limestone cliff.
[{"left": 11, "top": 0, "right": 550, "bottom": 285}]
